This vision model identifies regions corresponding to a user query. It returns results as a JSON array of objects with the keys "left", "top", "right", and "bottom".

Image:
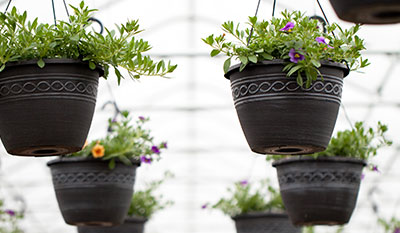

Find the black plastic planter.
[
  {"left": 77, "top": 216, "right": 147, "bottom": 233},
  {"left": 272, "top": 157, "right": 366, "bottom": 226},
  {"left": 232, "top": 212, "right": 301, "bottom": 233},
  {"left": 329, "top": 0, "right": 400, "bottom": 24},
  {"left": 225, "top": 60, "right": 348, "bottom": 155},
  {"left": 0, "top": 59, "right": 103, "bottom": 156},
  {"left": 47, "top": 157, "right": 140, "bottom": 226}
]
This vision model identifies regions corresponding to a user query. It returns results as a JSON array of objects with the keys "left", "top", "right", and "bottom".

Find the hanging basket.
[
  {"left": 232, "top": 212, "right": 301, "bottom": 233},
  {"left": 77, "top": 216, "right": 147, "bottom": 233},
  {"left": 328, "top": 0, "right": 400, "bottom": 24},
  {"left": 272, "top": 156, "right": 366, "bottom": 226},
  {"left": 47, "top": 157, "right": 140, "bottom": 226},
  {"left": 0, "top": 59, "right": 103, "bottom": 156},
  {"left": 225, "top": 60, "right": 349, "bottom": 155}
]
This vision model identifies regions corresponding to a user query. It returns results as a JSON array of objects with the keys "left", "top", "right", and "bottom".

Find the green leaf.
[
  {"left": 0, "top": 64, "right": 5, "bottom": 72},
  {"left": 37, "top": 59, "right": 45, "bottom": 68},
  {"left": 89, "top": 61, "right": 96, "bottom": 70},
  {"left": 223, "top": 58, "right": 231, "bottom": 74},
  {"left": 210, "top": 49, "right": 220, "bottom": 57},
  {"left": 311, "top": 60, "right": 321, "bottom": 68},
  {"left": 296, "top": 72, "right": 303, "bottom": 87},
  {"left": 248, "top": 55, "right": 257, "bottom": 64},
  {"left": 108, "top": 159, "right": 115, "bottom": 170},
  {"left": 239, "top": 56, "right": 248, "bottom": 65},
  {"left": 287, "top": 65, "right": 303, "bottom": 77},
  {"left": 261, "top": 53, "right": 273, "bottom": 60}
]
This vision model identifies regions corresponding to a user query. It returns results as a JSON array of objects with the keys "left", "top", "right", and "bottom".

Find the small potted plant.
[
  {"left": 0, "top": 1, "right": 176, "bottom": 156},
  {"left": 203, "top": 179, "right": 301, "bottom": 233},
  {"left": 328, "top": 0, "right": 400, "bottom": 24},
  {"left": 47, "top": 111, "right": 167, "bottom": 226},
  {"left": 203, "top": 10, "right": 368, "bottom": 155},
  {"left": 0, "top": 199, "right": 24, "bottom": 233},
  {"left": 77, "top": 171, "right": 174, "bottom": 233},
  {"left": 271, "top": 122, "right": 392, "bottom": 226}
]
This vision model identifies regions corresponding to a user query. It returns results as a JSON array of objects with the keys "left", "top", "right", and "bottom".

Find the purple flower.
[
  {"left": 280, "top": 22, "right": 295, "bottom": 32},
  {"left": 288, "top": 48, "right": 305, "bottom": 63},
  {"left": 394, "top": 228, "right": 400, "bottom": 233},
  {"left": 162, "top": 142, "right": 168, "bottom": 149},
  {"left": 5, "top": 210, "right": 15, "bottom": 216},
  {"left": 139, "top": 116, "right": 145, "bottom": 121},
  {"left": 372, "top": 165, "right": 379, "bottom": 172},
  {"left": 361, "top": 173, "right": 365, "bottom": 180},
  {"left": 316, "top": 36, "right": 334, "bottom": 48},
  {"left": 151, "top": 146, "right": 161, "bottom": 154},
  {"left": 201, "top": 204, "right": 208, "bottom": 209},
  {"left": 240, "top": 180, "right": 248, "bottom": 186},
  {"left": 140, "top": 155, "right": 152, "bottom": 164}
]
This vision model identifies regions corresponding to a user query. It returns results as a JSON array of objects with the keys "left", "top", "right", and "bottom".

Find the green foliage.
[
  {"left": 0, "top": 1, "right": 177, "bottom": 84},
  {"left": 0, "top": 200, "right": 24, "bottom": 233},
  {"left": 208, "top": 180, "right": 284, "bottom": 217},
  {"left": 266, "top": 122, "right": 391, "bottom": 162},
  {"left": 67, "top": 111, "right": 167, "bottom": 169},
  {"left": 314, "top": 121, "right": 392, "bottom": 160},
  {"left": 203, "top": 10, "right": 368, "bottom": 87},
  {"left": 379, "top": 217, "right": 400, "bottom": 233},
  {"left": 128, "top": 171, "right": 174, "bottom": 218}
]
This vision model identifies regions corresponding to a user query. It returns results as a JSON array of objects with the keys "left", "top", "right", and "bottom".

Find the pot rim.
[
  {"left": 231, "top": 211, "right": 288, "bottom": 220},
  {"left": 224, "top": 59, "right": 349, "bottom": 80},
  {"left": 46, "top": 156, "right": 141, "bottom": 167},
  {"left": 272, "top": 156, "right": 367, "bottom": 167},
  {"left": 3, "top": 58, "right": 104, "bottom": 77}
]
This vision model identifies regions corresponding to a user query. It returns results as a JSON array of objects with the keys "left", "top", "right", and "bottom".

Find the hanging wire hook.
[
  {"left": 309, "top": 15, "right": 327, "bottom": 33},
  {"left": 88, "top": 17, "right": 104, "bottom": 34},
  {"left": 272, "top": 0, "right": 277, "bottom": 17},
  {"left": 247, "top": 0, "right": 262, "bottom": 46},
  {"left": 315, "top": 0, "right": 336, "bottom": 38},
  {"left": 3, "top": 0, "right": 12, "bottom": 13},
  {"left": 62, "top": 0, "right": 70, "bottom": 19},
  {"left": 51, "top": 0, "right": 57, "bottom": 26}
]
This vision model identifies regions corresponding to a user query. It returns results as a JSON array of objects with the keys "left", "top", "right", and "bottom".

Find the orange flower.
[{"left": 92, "top": 143, "right": 105, "bottom": 158}]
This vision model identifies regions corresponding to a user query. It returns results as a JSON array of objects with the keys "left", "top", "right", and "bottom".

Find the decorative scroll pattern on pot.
[
  {"left": 0, "top": 76, "right": 98, "bottom": 104},
  {"left": 230, "top": 74, "right": 343, "bottom": 106},
  {"left": 51, "top": 171, "right": 136, "bottom": 188},
  {"left": 278, "top": 170, "right": 361, "bottom": 186}
]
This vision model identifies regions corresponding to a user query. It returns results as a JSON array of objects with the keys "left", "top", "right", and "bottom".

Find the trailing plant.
[
  {"left": 203, "top": 10, "right": 369, "bottom": 87},
  {"left": 128, "top": 171, "right": 174, "bottom": 218},
  {"left": 0, "top": 200, "right": 23, "bottom": 233},
  {"left": 0, "top": 1, "right": 177, "bottom": 84},
  {"left": 268, "top": 121, "right": 391, "bottom": 169},
  {"left": 203, "top": 179, "right": 284, "bottom": 217},
  {"left": 67, "top": 111, "right": 167, "bottom": 169},
  {"left": 379, "top": 217, "right": 400, "bottom": 233}
]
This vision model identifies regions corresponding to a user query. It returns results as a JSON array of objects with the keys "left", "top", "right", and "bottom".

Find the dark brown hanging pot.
[
  {"left": 0, "top": 59, "right": 103, "bottom": 156},
  {"left": 272, "top": 156, "right": 366, "bottom": 226},
  {"left": 232, "top": 212, "right": 301, "bottom": 233},
  {"left": 47, "top": 157, "right": 140, "bottom": 226},
  {"left": 77, "top": 216, "right": 147, "bottom": 233},
  {"left": 328, "top": 0, "right": 400, "bottom": 24},
  {"left": 225, "top": 60, "right": 349, "bottom": 155}
]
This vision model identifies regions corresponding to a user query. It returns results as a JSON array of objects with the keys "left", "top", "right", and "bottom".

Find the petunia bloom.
[
  {"left": 316, "top": 36, "right": 334, "bottom": 48},
  {"left": 140, "top": 155, "right": 152, "bottom": 164},
  {"left": 280, "top": 22, "right": 295, "bottom": 32},
  {"left": 139, "top": 116, "right": 145, "bottom": 121},
  {"left": 361, "top": 173, "right": 365, "bottom": 180},
  {"left": 201, "top": 204, "right": 208, "bottom": 209},
  {"left": 372, "top": 165, "right": 379, "bottom": 172},
  {"left": 162, "top": 142, "right": 168, "bottom": 149},
  {"left": 394, "top": 228, "right": 400, "bottom": 233},
  {"left": 240, "top": 180, "right": 248, "bottom": 186},
  {"left": 288, "top": 48, "right": 305, "bottom": 63},
  {"left": 92, "top": 143, "right": 105, "bottom": 158},
  {"left": 151, "top": 146, "right": 161, "bottom": 154},
  {"left": 5, "top": 210, "right": 15, "bottom": 216}
]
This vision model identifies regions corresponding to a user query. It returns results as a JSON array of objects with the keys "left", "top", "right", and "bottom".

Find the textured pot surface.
[
  {"left": 273, "top": 157, "right": 366, "bottom": 226},
  {"left": 329, "top": 0, "right": 400, "bottom": 24},
  {"left": 232, "top": 212, "right": 301, "bottom": 233},
  {"left": 77, "top": 216, "right": 147, "bottom": 233},
  {"left": 0, "top": 59, "right": 102, "bottom": 156},
  {"left": 225, "top": 60, "right": 348, "bottom": 155},
  {"left": 47, "top": 157, "right": 140, "bottom": 226}
]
